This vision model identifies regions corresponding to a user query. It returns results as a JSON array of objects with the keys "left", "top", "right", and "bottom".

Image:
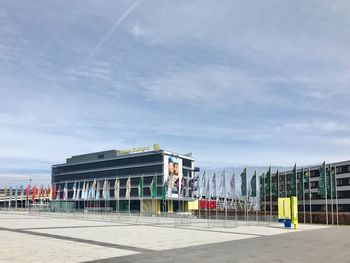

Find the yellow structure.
[
  {"left": 278, "top": 198, "right": 291, "bottom": 219},
  {"left": 188, "top": 200, "right": 198, "bottom": 210},
  {"left": 291, "top": 196, "right": 298, "bottom": 229}
]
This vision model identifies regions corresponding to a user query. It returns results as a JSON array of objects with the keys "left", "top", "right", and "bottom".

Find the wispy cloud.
[{"left": 1, "top": 0, "right": 350, "bottom": 186}]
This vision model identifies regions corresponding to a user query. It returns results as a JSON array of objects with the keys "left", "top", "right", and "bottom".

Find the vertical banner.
[{"left": 164, "top": 155, "right": 183, "bottom": 198}]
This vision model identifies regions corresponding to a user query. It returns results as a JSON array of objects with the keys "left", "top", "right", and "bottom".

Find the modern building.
[
  {"left": 51, "top": 146, "right": 197, "bottom": 213},
  {"left": 261, "top": 160, "right": 350, "bottom": 224}
]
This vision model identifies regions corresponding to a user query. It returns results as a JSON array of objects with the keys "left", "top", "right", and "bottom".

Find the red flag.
[
  {"left": 47, "top": 184, "right": 51, "bottom": 199},
  {"left": 39, "top": 185, "right": 44, "bottom": 197},
  {"left": 32, "top": 185, "right": 37, "bottom": 202},
  {"left": 25, "top": 185, "right": 30, "bottom": 200},
  {"left": 52, "top": 184, "right": 57, "bottom": 199}
]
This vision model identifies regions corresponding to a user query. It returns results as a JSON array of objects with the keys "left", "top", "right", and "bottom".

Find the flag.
[
  {"left": 92, "top": 179, "right": 96, "bottom": 199},
  {"left": 211, "top": 173, "right": 217, "bottom": 198},
  {"left": 43, "top": 188, "right": 47, "bottom": 200},
  {"left": 25, "top": 185, "right": 30, "bottom": 200},
  {"left": 15, "top": 186, "right": 18, "bottom": 202},
  {"left": 56, "top": 185, "right": 61, "bottom": 200},
  {"left": 251, "top": 171, "right": 257, "bottom": 197},
  {"left": 47, "top": 185, "right": 51, "bottom": 200},
  {"left": 125, "top": 176, "right": 131, "bottom": 199},
  {"left": 37, "top": 185, "right": 42, "bottom": 199},
  {"left": 219, "top": 170, "right": 226, "bottom": 198},
  {"left": 72, "top": 181, "right": 77, "bottom": 200},
  {"left": 240, "top": 168, "right": 247, "bottom": 196},
  {"left": 81, "top": 181, "right": 85, "bottom": 200},
  {"left": 138, "top": 177, "right": 143, "bottom": 198},
  {"left": 63, "top": 182, "right": 68, "bottom": 200},
  {"left": 95, "top": 180, "right": 100, "bottom": 200},
  {"left": 200, "top": 172, "right": 206, "bottom": 197},
  {"left": 161, "top": 181, "right": 166, "bottom": 201},
  {"left": 52, "top": 184, "right": 57, "bottom": 200},
  {"left": 259, "top": 173, "right": 265, "bottom": 198},
  {"left": 106, "top": 180, "right": 111, "bottom": 200},
  {"left": 102, "top": 179, "right": 107, "bottom": 200},
  {"left": 305, "top": 169, "right": 311, "bottom": 194},
  {"left": 32, "top": 185, "right": 37, "bottom": 202},
  {"left": 20, "top": 185, "right": 24, "bottom": 200},
  {"left": 326, "top": 165, "right": 332, "bottom": 198},
  {"left": 150, "top": 177, "right": 157, "bottom": 199},
  {"left": 76, "top": 183, "right": 80, "bottom": 200},
  {"left": 114, "top": 177, "right": 120, "bottom": 200},
  {"left": 300, "top": 167, "right": 305, "bottom": 196},
  {"left": 272, "top": 170, "right": 279, "bottom": 197},
  {"left": 318, "top": 162, "right": 326, "bottom": 196},
  {"left": 230, "top": 172, "right": 235, "bottom": 197},
  {"left": 4, "top": 187, "right": 7, "bottom": 199},
  {"left": 290, "top": 164, "right": 297, "bottom": 196},
  {"left": 282, "top": 172, "right": 287, "bottom": 197},
  {"left": 331, "top": 167, "right": 337, "bottom": 198},
  {"left": 266, "top": 166, "right": 271, "bottom": 195},
  {"left": 88, "top": 182, "right": 93, "bottom": 199},
  {"left": 206, "top": 174, "right": 210, "bottom": 198}
]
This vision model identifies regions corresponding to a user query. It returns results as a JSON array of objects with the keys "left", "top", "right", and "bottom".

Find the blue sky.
[{"left": 1, "top": 0, "right": 350, "bottom": 186}]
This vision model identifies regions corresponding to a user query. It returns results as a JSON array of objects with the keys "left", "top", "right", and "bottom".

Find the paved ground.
[{"left": 0, "top": 211, "right": 349, "bottom": 263}]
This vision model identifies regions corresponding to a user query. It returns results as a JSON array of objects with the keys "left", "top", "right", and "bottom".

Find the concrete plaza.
[{"left": 0, "top": 211, "right": 349, "bottom": 262}]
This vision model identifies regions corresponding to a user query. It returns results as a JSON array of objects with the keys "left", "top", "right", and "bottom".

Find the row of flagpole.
[{"left": 196, "top": 162, "right": 339, "bottom": 225}]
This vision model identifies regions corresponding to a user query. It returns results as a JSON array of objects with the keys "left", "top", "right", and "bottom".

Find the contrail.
[{"left": 86, "top": 0, "right": 142, "bottom": 63}]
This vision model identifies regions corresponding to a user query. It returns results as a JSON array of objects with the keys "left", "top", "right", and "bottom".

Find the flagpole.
[
  {"left": 269, "top": 166, "right": 272, "bottom": 223},
  {"left": 330, "top": 164, "right": 334, "bottom": 225},
  {"left": 303, "top": 167, "right": 306, "bottom": 224},
  {"left": 335, "top": 166, "right": 339, "bottom": 225},
  {"left": 325, "top": 162, "right": 328, "bottom": 225},
  {"left": 309, "top": 168, "right": 312, "bottom": 224}
]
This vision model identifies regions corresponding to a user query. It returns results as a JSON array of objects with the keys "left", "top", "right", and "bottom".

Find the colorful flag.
[
  {"left": 211, "top": 173, "right": 217, "bottom": 198},
  {"left": 114, "top": 177, "right": 120, "bottom": 200},
  {"left": 219, "top": 170, "right": 226, "bottom": 198},
  {"left": 251, "top": 171, "right": 257, "bottom": 197},
  {"left": 47, "top": 185, "right": 51, "bottom": 200},
  {"left": 56, "top": 185, "right": 61, "bottom": 200},
  {"left": 138, "top": 177, "right": 143, "bottom": 198},
  {"left": 230, "top": 172, "right": 235, "bottom": 197},
  {"left": 150, "top": 177, "right": 157, "bottom": 199},
  {"left": 259, "top": 173, "right": 265, "bottom": 198},
  {"left": 272, "top": 170, "right": 279, "bottom": 197},
  {"left": 125, "top": 176, "right": 131, "bottom": 199},
  {"left": 76, "top": 183, "right": 80, "bottom": 200},
  {"left": 326, "top": 165, "right": 332, "bottom": 198},
  {"left": 63, "top": 182, "right": 68, "bottom": 200},
  {"left": 92, "top": 179, "right": 96, "bottom": 199},
  {"left": 52, "top": 184, "right": 57, "bottom": 200},
  {"left": 20, "top": 185, "right": 24, "bottom": 200},
  {"left": 240, "top": 168, "right": 247, "bottom": 196},
  {"left": 318, "top": 162, "right": 326, "bottom": 196},
  {"left": 81, "top": 181, "right": 85, "bottom": 200},
  {"left": 95, "top": 180, "right": 100, "bottom": 200},
  {"left": 32, "top": 185, "right": 37, "bottom": 202},
  {"left": 25, "top": 185, "right": 30, "bottom": 200},
  {"left": 290, "top": 164, "right": 297, "bottom": 196},
  {"left": 200, "top": 172, "right": 206, "bottom": 197},
  {"left": 161, "top": 182, "right": 166, "bottom": 201},
  {"left": 331, "top": 167, "right": 337, "bottom": 198},
  {"left": 266, "top": 166, "right": 271, "bottom": 195},
  {"left": 72, "top": 181, "right": 77, "bottom": 200}
]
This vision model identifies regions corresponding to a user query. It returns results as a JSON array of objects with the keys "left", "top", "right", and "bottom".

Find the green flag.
[
  {"left": 318, "top": 162, "right": 326, "bottom": 197},
  {"left": 282, "top": 173, "right": 287, "bottom": 197},
  {"left": 240, "top": 168, "right": 247, "bottom": 196},
  {"left": 150, "top": 177, "right": 157, "bottom": 199},
  {"left": 250, "top": 171, "right": 257, "bottom": 197},
  {"left": 290, "top": 164, "right": 297, "bottom": 196},
  {"left": 161, "top": 182, "right": 166, "bottom": 200},
  {"left": 272, "top": 170, "right": 279, "bottom": 197},
  {"left": 138, "top": 177, "right": 143, "bottom": 198},
  {"left": 331, "top": 167, "right": 336, "bottom": 198},
  {"left": 305, "top": 169, "right": 310, "bottom": 195},
  {"left": 300, "top": 167, "right": 305, "bottom": 196},
  {"left": 326, "top": 165, "right": 332, "bottom": 198},
  {"left": 266, "top": 166, "right": 271, "bottom": 195},
  {"left": 259, "top": 173, "right": 265, "bottom": 198}
]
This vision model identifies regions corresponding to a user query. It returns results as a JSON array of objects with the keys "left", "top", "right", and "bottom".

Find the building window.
[{"left": 98, "top": 154, "right": 104, "bottom": 159}]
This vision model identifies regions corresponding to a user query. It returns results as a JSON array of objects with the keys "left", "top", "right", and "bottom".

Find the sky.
[{"left": 1, "top": 0, "right": 350, "bottom": 186}]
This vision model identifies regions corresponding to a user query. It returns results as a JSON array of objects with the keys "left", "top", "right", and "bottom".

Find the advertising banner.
[{"left": 164, "top": 155, "right": 183, "bottom": 198}]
